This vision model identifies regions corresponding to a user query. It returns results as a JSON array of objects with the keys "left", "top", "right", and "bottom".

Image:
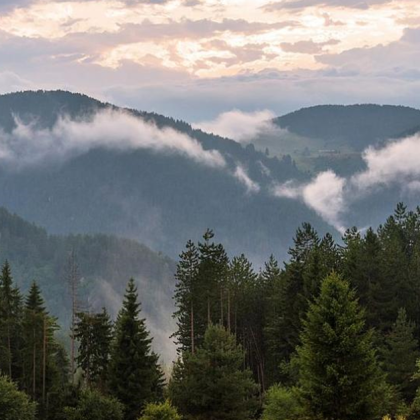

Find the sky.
[{"left": 1, "top": 0, "right": 420, "bottom": 121}]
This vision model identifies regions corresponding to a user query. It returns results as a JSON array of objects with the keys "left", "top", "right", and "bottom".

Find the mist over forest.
[{"left": 2, "top": 89, "right": 420, "bottom": 420}]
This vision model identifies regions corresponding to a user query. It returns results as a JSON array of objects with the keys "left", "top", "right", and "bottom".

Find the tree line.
[
  {"left": 171, "top": 203, "right": 420, "bottom": 419},
  {"left": 3, "top": 203, "right": 420, "bottom": 419},
  {"left": 0, "top": 264, "right": 164, "bottom": 420}
]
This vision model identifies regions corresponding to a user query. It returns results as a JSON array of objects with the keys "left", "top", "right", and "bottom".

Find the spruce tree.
[
  {"left": 264, "top": 223, "right": 319, "bottom": 378},
  {"left": 297, "top": 272, "right": 389, "bottom": 420},
  {"left": 0, "top": 261, "right": 23, "bottom": 381},
  {"left": 74, "top": 309, "right": 113, "bottom": 390},
  {"left": 22, "top": 281, "right": 59, "bottom": 413},
  {"left": 228, "top": 255, "right": 264, "bottom": 389},
  {"left": 108, "top": 279, "right": 163, "bottom": 420},
  {"left": 197, "top": 229, "right": 229, "bottom": 329},
  {"left": 173, "top": 231, "right": 229, "bottom": 355},
  {"left": 263, "top": 256, "right": 286, "bottom": 386},
  {"left": 382, "top": 308, "right": 420, "bottom": 402},
  {"left": 168, "top": 324, "right": 259, "bottom": 420},
  {"left": 172, "top": 240, "right": 200, "bottom": 353}
]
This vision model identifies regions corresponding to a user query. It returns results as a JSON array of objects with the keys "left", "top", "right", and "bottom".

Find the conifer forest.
[{"left": 3, "top": 204, "right": 420, "bottom": 419}]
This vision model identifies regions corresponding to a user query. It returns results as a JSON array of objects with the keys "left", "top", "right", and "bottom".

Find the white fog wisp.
[
  {"left": 193, "top": 109, "right": 276, "bottom": 143},
  {"left": 234, "top": 165, "right": 261, "bottom": 194}
]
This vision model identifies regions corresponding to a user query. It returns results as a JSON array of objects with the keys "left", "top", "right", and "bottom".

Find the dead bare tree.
[{"left": 66, "top": 250, "right": 81, "bottom": 384}]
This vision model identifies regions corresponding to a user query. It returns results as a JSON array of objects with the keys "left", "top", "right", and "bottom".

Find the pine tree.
[
  {"left": 228, "top": 255, "right": 265, "bottom": 390},
  {"left": 172, "top": 240, "right": 200, "bottom": 354},
  {"left": 297, "top": 272, "right": 389, "bottom": 420},
  {"left": 173, "top": 231, "right": 229, "bottom": 355},
  {"left": 263, "top": 256, "right": 286, "bottom": 386},
  {"left": 264, "top": 223, "right": 319, "bottom": 379},
  {"left": 197, "top": 229, "right": 229, "bottom": 329},
  {"left": 108, "top": 279, "right": 163, "bottom": 420},
  {"left": 21, "top": 281, "right": 59, "bottom": 413},
  {"left": 382, "top": 308, "right": 420, "bottom": 402},
  {"left": 168, "top": 324, "right": 259, "bottom": 420},
  {"left": 0, "top": 261, "right": 23, "bottom": 381},
  {"left": 74, "top": 309, "right": 113, "bottom": 390}
]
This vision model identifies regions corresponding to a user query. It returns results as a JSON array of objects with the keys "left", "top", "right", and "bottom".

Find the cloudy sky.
[{"left": 1, "top": 0, "right": 420, "bottom": 121}]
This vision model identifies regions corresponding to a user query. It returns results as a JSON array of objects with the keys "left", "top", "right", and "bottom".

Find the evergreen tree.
[
  {"left": 173, "top": 231, "right": 229, "bottom": 355},
  {"left": 263, "top": 256, "right": 287, "bottom": 386},
  {"left": 172, "top": 240, "right": 200, "bottom": 354},
  {"left": 197, "top": 229, "right": 229, "bottom": 329},
  {"left": 74, "top": 309, "right": 113, "bottom": 390},
  {"left": 382, "top": 308, "right": 420, "bottom": 402},
  {"left": 264, "top": 223, "right": 319, "bottom": 382},
  {"left": 21, "top": 281, "right": 60, "bottom": 415},
  {"left": 108, "top": 279, "right": 164, "bottom": 420},
  {"left": 0, "top": 261, "right": 23, "bottom": 380},
  {"left": 168, "top": 324, "right": 259, "bottom": 420},
  {"left": 297, "top": 272, "right": 389, "bottom": 420}
]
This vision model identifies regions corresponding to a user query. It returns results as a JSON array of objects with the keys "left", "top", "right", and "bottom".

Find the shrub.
[
  {"left": 139, "top": 400, "right": 182, "bottom": 420},
  {"left": 0, "top": 375, "right": 37, "bottom": 420},
  {"left": 262, "top": 385, "right": 304, "bottom": 420}
]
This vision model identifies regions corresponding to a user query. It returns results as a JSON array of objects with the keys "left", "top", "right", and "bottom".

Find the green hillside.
[{"left": 0, "top": 207, "right": 176, "bottom": 361}]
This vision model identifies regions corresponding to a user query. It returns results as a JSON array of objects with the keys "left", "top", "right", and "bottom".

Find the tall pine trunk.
[
  {"left": 227, "top": 289, "right": 231, "bottom": 332},
  {"left": 207, "top": 297, "right": 211, "bottom": 325},
  {"left": 33, "top": 327, "right": 36, "bottom": 399},
  {"left": 7, "top": 323, "right": 12, "bottom": 378},
  {"left": 42, "top": 316, "right": 47, "bottom": 405},
  {"left": 191, "top": 301, "right": 195, "bottom": 354},
  {"left": 220, "top": 288, "right": 224, "bottom": 326}
]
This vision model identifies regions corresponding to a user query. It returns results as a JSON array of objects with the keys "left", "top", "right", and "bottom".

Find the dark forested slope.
[
  {"left": 0, "top": 90, "right": 321, "bottom": 263},
  {"left": 0, "top": 207, "right": 176, "bottom": 360},
  {"left": 275, "top": 104, "right": 420, "bottom": 151}
]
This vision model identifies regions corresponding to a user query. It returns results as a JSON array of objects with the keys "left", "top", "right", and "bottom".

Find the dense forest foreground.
[{"left": 3, "top": 203, "right": 420, "bottom": 419}]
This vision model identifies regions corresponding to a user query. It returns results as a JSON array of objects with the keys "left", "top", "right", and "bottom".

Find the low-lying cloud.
[
  {"left": 274, "top": 171, "right": 346, "bottom": 232},
  {"left": 273, "top": 133, "right": 420, "bottom": 232},
  {"left": 234, "top": 165, "right": 261, "bottom": 194},
  {"left": 0, "top": 109, "right": 226, "bottom": 170},
  {"left": 193, "top": 109, "right": 276, "bottom": 143}
]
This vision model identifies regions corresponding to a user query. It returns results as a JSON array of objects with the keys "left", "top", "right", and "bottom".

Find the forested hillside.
[
  {"left": 3, "top": 204, "right": 420, "bottom": 419},
  {"left": 0, "top": 90, "right": 314, "bottom": 264},
  {"left": 1, "top": 91, "right": 420, "bottom": 264},
  {"left": 0, "top": 207, "right": 176, "bottom": 361},
  {"left": 275, "top": 104, "right": 420, "bottom": 151}
]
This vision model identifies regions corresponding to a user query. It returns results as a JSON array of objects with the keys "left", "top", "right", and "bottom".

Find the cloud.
[
  {"left": 274, "top": 171, "right": 347, "bottom": 232},
  {"left": 193, "top": 109, "right": 276, "bottom": 142},
  {"left": 354, "top": 134, "right": 420, "bottom": 189},
  {"left": 317, "top": 27, "right": 420, "bottom": 74},
  {"left": 280, "top": 39, "right": 340, "bottom": 54},
  {"left": 264, "top": 0, "right": 393, "bottom": 11},
  {"left": 234, "top": 165, "right": 261, "bottom": 193},
  {"left": 1, "top": 17, "right": 420, "bottom": 124},
  {"left": 273, "top": 133, "right": 420, "bottom": 232},
  {"left": 0, "top": 0, "right": 35, "bottom": 12},
  {"left": 0, "top": 109, "right": 226, "bottom": 170}
]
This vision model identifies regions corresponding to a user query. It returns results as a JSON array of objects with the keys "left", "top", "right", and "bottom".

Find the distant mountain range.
[{"left": 1, "top": 91, "right": 420, "bottom": 265}]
